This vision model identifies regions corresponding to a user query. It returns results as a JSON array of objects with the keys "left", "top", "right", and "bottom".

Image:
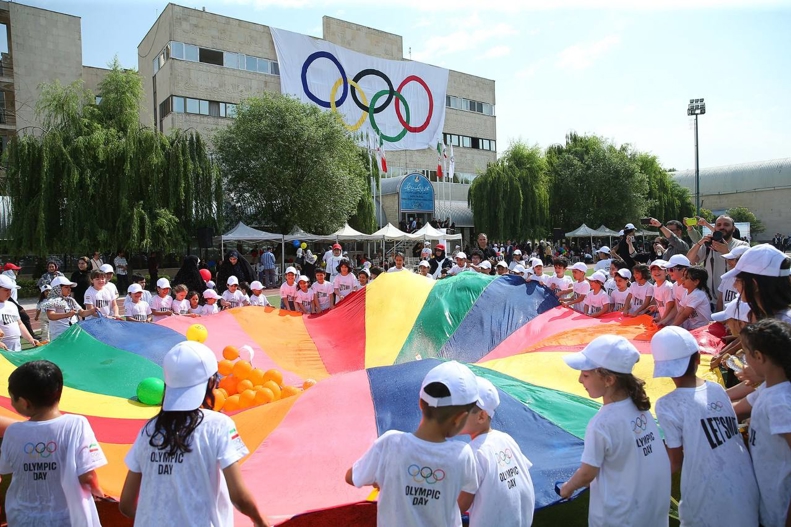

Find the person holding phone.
[
  {"left": 612, "top": 223, "right": 638, "bottom": 270},
  {"left": 686, "top": 215, "right": 749, "bottom": 296},
  {"left": 647, "top": 218, "right": 689, "bottom": 260}
]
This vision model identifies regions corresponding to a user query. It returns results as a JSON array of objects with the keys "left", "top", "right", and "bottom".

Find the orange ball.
[
  {"left": 218, "top": 359, "right": 234, "bottom": 376},
  {"left": 212, "top": 389, "right": 226, "bottom": 411},
  {"left": 239, "top": 389, "right": 256, "bottom": 408},
  {"left": 263, "top": 369, "right": 283, "bottom": 386},
  {"left": 263, "top": 380, "right": 281, "bottom": 400},
  {"left": 281, "top": 386, "right": 301, "bottom": 398},
  {"left": 232, "top": 361, "right": 253, "bottom": 381},
  {"left": 302, "top": 379, "right": 317, "bottom": 390},
  {"left": 254, "top": 386, "right": 275, "bottom": 404},
  {"left": 223, "top": 394, "right": 241, "bottom": 412},
  {"left": 223, "top": 345, "right": 240, "bottom": 361},
  {"left": 237, "top": 379, "right": 254, "bottom": 393},
  {"left": 248, "top": 368, "right": 265, "bottom": 386}
]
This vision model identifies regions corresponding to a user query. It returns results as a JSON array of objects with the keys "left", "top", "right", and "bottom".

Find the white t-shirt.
[
  {"left": 584, "top": 290, "right": 610, "bottom": 316},
  {"left": 718, "top": 276, "right": 740, "bottom": 305},
  {"left": 125, "top": 410, "right": 249, "bottom": 527},
  {"left": 199, "top": 303, "right": 219, "bottom": 316},
  {"left": 325, "top": 254, "right": 345, "bottom": 280},
  {"left": 351, "top": 430, "right": 478, "bottom": 527},
  {"left": 45, "top": 297, "right": 80, "bottom": 341},
  {"left": 280, "top": 282, "right": 298, "bottom": 309},
  {"left": 532, "top": 273, "right": 549, "bottom": 287},
  {"left": 580, "top": 398, "right": 671, "bottom": 527},
  {"left": 546, "top": 274, "right": 572, "bottom": 293},
  {"left": 679, "top": 288, "right": 712, "bottom": 330},
  {"left": 333, "top": 273, "right": 358, "bottom": 300},
  {"left": 113, "top": 256, "right": 128, "bottom": 276},
  {"left": 594, "top": 259, "right": 612, "bottom": 273},
  {"left": 295, "top": 289, "right": 316, "bottom": 313},
  {"left": 104, "top": 281, "right": 119, "bottom": 301},
  {"left": 248, "top": 293, "right": 270, "bottom": 307},
  {"left": 125, "top": 300, "right": 152, "bottom": 322},
  {"left": 448, "top": 264, "right": 471, "bottom": 276},
  {"left": 220, "top": 290, "right": 246, "bottom": 309},
  {"left": 604, "top": 277, "right": 617, "bottom": 297},
  {"left": 171, "top": 298, "right": 191, "bottom": 315},
  {"left": 123, "top": 291, "right": 153, "bottom": 315},
  {"left": 748, "top": 381, "right": 791, "bottom": 527},
  {"left": 610, "top": 289, "right": 629, "bottom": 313},
  {"left": 83, "top": 286, "right": 116, "bottom": 319},
  {"left": 311, "top": 281, "right": 334, "bottom": 310},
  {"left": 672, "top": 282, "right": 688, "bottom": 304},
  {"left": 627, "top": 282, "right": 654, "bottom": 315},
  {"left": 387, "top": 266, "right": 408, "bottom": 273},
  {"left": 0, "top": 300, "right": 22, "bottom": 350},
  {"left": 655, "top": 381, "right": 760, "bottom": 527},
  {"left": 467, "top": 430, "right": 535, "bottom": 527},
  {"left": 570, "top": 280, "right": 591, "bottom": 313},
  {"left": 150, "top": 294, "right": 173, "bottom": 323},
  {"left": 0, "top": 414, "right": 107, "bottom": 527},
  {"left": 652, "top": 281, "right": 674, "bottom": 320},
  {"left": 508, "top": 259, "right": 525, "bottom": 271}
]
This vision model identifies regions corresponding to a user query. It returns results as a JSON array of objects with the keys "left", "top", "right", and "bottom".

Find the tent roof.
[
  {"left": 283, "top": 226, "right": 336, "bottom": 242},
  {"left": 595, "top": 225, "right": 620, "bottom": 236},
  {"left": 565, "top": 224, "right": 599, "bottom": 238},
  {"left": 408, "top": 223, "right": 462, "bottom": 241},
  {"left": 371, "top": 223, "right": 411, "bottom": 240},
  {"left": 221, "top": 222, "right": 282, "bottom": 242},
  {"left": 333, "top": 223, "right": 371, "bottom": 241}
]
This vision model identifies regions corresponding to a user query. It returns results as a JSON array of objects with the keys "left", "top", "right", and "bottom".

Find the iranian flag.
[
  {"left": 378, "top": 138, "right": 388, "bottom": 173},
  {"left": 436, "top": 141, "right": 444, "bottom": 179}
]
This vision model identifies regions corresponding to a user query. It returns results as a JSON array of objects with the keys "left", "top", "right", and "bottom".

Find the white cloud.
[
  {"left": 480, "top": 45, "right": 511, "bottom": 59},
  {"left": 411, "top": 22, "right": 517, "bottom": 62},
  {"left": 556, "top": 34, "right": 621, "bottom": 71}
]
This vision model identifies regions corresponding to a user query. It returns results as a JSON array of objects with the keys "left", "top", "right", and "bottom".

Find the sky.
[{"left": 11, "top": 0, "right": 791, "bottom": 171}]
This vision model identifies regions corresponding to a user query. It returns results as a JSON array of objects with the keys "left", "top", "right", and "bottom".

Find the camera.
[
  {"left": 705, "top": 230, "right": 724, "bottom": 248},
  {"left": 639, "top": 218, "right": 652, "bottom": 226}
]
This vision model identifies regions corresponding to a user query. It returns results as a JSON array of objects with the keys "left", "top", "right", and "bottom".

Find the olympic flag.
[{"left": 271, "top": 28, "right": 449, "bottom": 151}]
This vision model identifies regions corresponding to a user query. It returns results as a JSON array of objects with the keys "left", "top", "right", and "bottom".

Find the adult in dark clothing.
[
  {"left": 70, "top": 257, "right": 92, "bottom": 309},
  {"left": 612, "top": 223, "right": 638, "bottom": 270},
  {"left": 429, "top": 244, "right": 453, "bottom": 279},
  {"left": 216, "top": 250, "right": 255, "bottom": 294},
  {"left": 172, "top": 255, "right": 207, "bottom": 296},
  {"left": 148, "top": 252, "right": 159, "bottom": 291},
  {"left": 302, "top": 251, "right": 317, "bottom": 282},
  {"left": 475, "top": 233, "right": 496, "bottom": 260}
]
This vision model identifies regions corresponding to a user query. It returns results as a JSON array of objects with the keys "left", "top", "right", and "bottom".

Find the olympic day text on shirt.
[{"left": 632, "top": 413, "right": 659, "bottom": 456}]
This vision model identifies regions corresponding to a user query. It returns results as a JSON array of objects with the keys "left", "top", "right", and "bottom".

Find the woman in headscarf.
[
  {"left": 172, "top": 255, "right": 207, "bottom": 297},
  {"left": 303, "top": 250, "right": 317, "bottom": 282},
  {"left": 37, "top": 259, "right": 64, "bottom": 289},
  {"left": 70, "top": 256, "right": 92, "bottom": 309},
  {"left": 215, "top": 250, "right": 255, "bottom": 294}
]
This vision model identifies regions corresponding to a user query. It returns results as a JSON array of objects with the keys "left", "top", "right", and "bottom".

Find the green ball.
[{"left": 137, "top": 377, "right": 165, "bottom": 406}]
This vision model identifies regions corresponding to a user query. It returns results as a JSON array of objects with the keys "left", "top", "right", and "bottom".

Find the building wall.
[
  {"left": 322, "top": 16, "right": 403, "bottom": 61},
  {"left": 82, "top": 66, "right": 109, "bottom": 96},
  {"left": 682, "top": 189, "right": 791, "bottom": 240},
  {"left": 138, "top": 5, "right": 173, "bottom": 127}
]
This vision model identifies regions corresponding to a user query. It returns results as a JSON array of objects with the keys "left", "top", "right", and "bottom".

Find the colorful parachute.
[{"left": 0, "top": 273, "right": 722, "bottom": 524}]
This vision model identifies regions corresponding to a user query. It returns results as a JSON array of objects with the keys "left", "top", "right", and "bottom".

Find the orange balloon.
[
  {"left": 263, "top": 369, "right": 283, "bottom": 386},
  {"left": 248, "top": 368, "right": 265, "bottom": 386},
  {"left": 217, "top": 388, "right": 228, "bottom": 398},
  {"left": 254, "top": 386, "right": 275, "bottom": 404},
  {"left": 218, "top": 359, "right": 234, "bottom": 376},
  {"left": 302, "top": 379, "right": 317, "bottom": 390},
  {"left": 263, "top": 380, "right": 281, "bottom": 400},
  {"left": 219, "top": 375, "right": 240, "bottom": 396},
  {"left": 237, "top": 379, "right": 254, "bottom": 393},
  {"left": 212, "top": 389, "right": 226, "bottom": 411},
  {"left": 232, "top": 361, "right": 253, "bottom": 381},
  {"left": 223, "top": 394, "right": 241, "bottom": 412},
  {"left": 281, "top": 386, "right": 301, "bottom": 398},
  {"left": 239, "top": 389, "right": 256, "bottom": 408},
  {"left": 223, "top": 345, "right": 240, "bottom": 361}
]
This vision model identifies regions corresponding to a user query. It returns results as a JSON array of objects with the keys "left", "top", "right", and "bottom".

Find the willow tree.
[{"left": 3, "top": 58, "right": 222, "bottom": 255}]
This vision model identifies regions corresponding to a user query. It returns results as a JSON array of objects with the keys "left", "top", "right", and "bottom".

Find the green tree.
[
  {"left": 726, "top": 206, "right": 765, "bottom": 235},
  {"left": 699, "top": 208, "right": 716, "bottom": 223},
  {"left": 635, "top": 153, "right": 695, "bottom": 222},
  {"left": 3, "top": 58, "right": 222, "bottom": 255},
  {"left": 213, "top": 93, "right": 369, "bottom": 234}
]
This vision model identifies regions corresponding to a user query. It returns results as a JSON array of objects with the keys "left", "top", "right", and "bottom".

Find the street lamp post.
[{"left": 687, "top": 98, "right": 706, "bottom": 215}]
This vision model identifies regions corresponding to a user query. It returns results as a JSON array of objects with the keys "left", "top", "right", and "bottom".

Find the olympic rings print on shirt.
[
  {"left": 301, "top": 51, "right": 434, "bottom": 141},
  {"left": 497, "top": 448, "right": 514, "bottom": 467},
  {"left": 24, "top": 441, "right": 58, "bottom": 458},
  {"left": 408, "top": 464, "right": 446, "bottom": 484},
  {"left": 708, "top": 401, "right": 724, "bottom": 412},
  {"left": 631, "top": 414, "right": 648, "bottom": 434}
]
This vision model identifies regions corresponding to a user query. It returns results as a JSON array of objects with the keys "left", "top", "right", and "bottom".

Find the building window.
[
  {"left": 200, "top": 48, "right": 223, "bottom": 66},
  {"left": 162, "top": 95, "right": 238, "bottom": 119},
  {"left": 171, "top": 41, "right": 184, "bottom": 60},
  {"left": 153, "top": 57, "right": 159, "bottom": 74},
  {"left": 173, "top": 96, "right": 185, "bottom": 113},
  {"left": 271, "top": 62, "right": 280, "bottom": 75},
  {"left": 224, "top": 52, "right": 240, "bottom": 69},
  {"left": 185, "top": 44, "right": 199, "bottom": 62},
  {"left": 462, "top": 136, "right": 471, "bottom": 148},
  {"left": 445, "top": 95, "right": 494, "bottom": 116},
  {"left": 186, "top": 98, "right": 200, "bottom": 114},
  {"left": 227, "top": 104, "right": 237, "bottom": 118}
]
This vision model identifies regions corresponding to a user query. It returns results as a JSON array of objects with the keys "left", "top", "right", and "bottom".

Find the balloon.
[
  {"left": 254, "top": 386, "right": 275, "bottom": 404},
  {"left": 263, "top": 369, "right": 283, "bottom": 386},
  {"left": 300, "top": 242, "right": 307, "bottom": 250},
  {"left": 218, "top": 359, "right": 234, "bottom": 376},
  {"left": 263, "top": 381, "right": 281, "bottom": 400},
  {"left": 186, "top": 324, "right": 208, "bottom": 343},
  {"left": 137, "top": 377, "right": 165, "bottom": 405},
  {"left": 292, "top": 240, "right": 301, "bottom": 248},
  {"left": 199, "top": 268, "right": 211, "bottom": 282},
  {"left": 281, "top": 386, "right": 301, "bottom": 398},
  {"left": 232, "top": 360, "right": 253, "bottom": 380},
  {"left": 303, "top": 379, "right": 317, "bottom": 390},
  {"left": 222, "top": 346, "right": 239, "bottom": 361},
  {"left": 237, "top": 379, "right": 254, "bottom": 393},
  {"left": 248, "top": 368, "right": 265, "bottom": 386}
]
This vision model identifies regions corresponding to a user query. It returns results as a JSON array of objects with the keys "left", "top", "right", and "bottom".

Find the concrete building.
[{"left": 672, "top": 158, "right": 791, "bottom": 240}]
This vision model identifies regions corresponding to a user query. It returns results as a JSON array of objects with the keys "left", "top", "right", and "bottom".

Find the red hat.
[
  {"left": 332, "top": 243, "right": 342, "bottom": 250},
  {"left": 435, "top": 244, "right": 445, "bottom": 251},
  {"left": 3, "top": 263, "right": 21, "bottom": 271}
]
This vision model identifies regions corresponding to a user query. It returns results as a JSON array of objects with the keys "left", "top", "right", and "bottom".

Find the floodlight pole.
[{"left": 687, "top": 98, "right": 705, "bottom": 216}]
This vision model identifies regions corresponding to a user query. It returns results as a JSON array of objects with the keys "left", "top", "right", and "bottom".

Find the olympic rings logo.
[
  {"left": 497, "top": 449, "right": 514, "bottom": 467},
  {"left": 632, "top": 414, "right": 648, "bottom": 434},
  {"left": 24, "top": 441, "right": 57, "bottom": 458},
  {"left": 301, "top": 51, "right": 434, "bottom": 141},
  {"left": 407, "top": 464, "right": 446, "bottom": 485},
  {"left": 708, "top": 401, "right": 723, "bottom": 412}
]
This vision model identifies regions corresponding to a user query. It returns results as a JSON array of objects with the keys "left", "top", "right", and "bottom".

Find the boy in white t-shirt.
[
  {"left": 199, "top": 289, "right": 220, "bottom": 316},
  {"left": 657, "top": 255, "right": 690, "bottom": 326},
  {"left": 559, "top": 262, "right": 590, "bottom": 313},
  {"left": 528, "top": 258, "right": 548, "bottom": 286},
  {"left": 310, "top": 268, "right": 334, "bottom": 313},
  {"left": 459, "top": 377, "right": 535, "bottom": 527},
  {"left": 547, "top": 257, "right": 573, "bottom": 297},
  {"left": 583, "top": 271, "right": 611, "bottom": 318},
  {"left": 332, "top": 259, "right": 358, "bottom": 303},
  {"left": 346, "top": 361, "right": 479, "bottom": 527},
  {"left": 610, "top": 269, "right": 631, "bottom": 313},
  {"left": 83, "top": 269, "right": 120, "bottom": 319},
  {"left": 280, "top": 266, "right": 298, "bottom": 311},
  {"left": 648, "top": 260, "right": 675, "bottom": 324},
  {"left": 150, "top": 278, "right": 174, "bottom": 323},
  {"left": 0, "top": 360, "right": 107, "bottom": 526},
  {"left": 623, "top": 264, "right": 654, "bottom": 317},
  {"left": 221, "top": 277, "right": 247, "bottom": 309},
  {"left": 387, "top": 253, "right": 408, "bottom": 273},
  {"left": 248, "top": 281, "right": 271, "bottom": 307},
  {"left": 124, "top": 283, "right": 152, "bottom": 323},
  {"left": 447, "top": 252, "right": 470, "bottom": 276},
  {"left": 99, "top": 264, "right": 119, "bottom": 303},
  {"left": 651, "top": 326, "right": 760, "bottom": 527},
  {"left": 417, "top": 260, "right": 435, "bottom": 280}
]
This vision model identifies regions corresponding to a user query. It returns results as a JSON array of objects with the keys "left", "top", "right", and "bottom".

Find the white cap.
[
  {"left": 663, "top": 254, "right": 690, "bottom": 269},
  {"left": 711, "top": 298, "right": 751, "bottom": 323},
  {"left": 475, "top": 377, "right": 500, "bottom": 417},
  {"left": 226, "top": 275, "right": 239, "bottom": 286},
  {"left": 588, "top": 271, "right": 607, "bottom": 283},
  {"left": 285, "top": 266, "right": 298, "bottom": 275},
  {"left": 39, "top": 284, "right": 52, "bottom": 292},
  {"left": 512, "top": 264, "right": 526, "bottom": 274},
  {"left": 418, "top": 260, "right": 430, "bottom": 268},
  {"left": 722, "top": 245, "right": 749, "bottom": 260},
  {"left": 524, "top": 266, "right": 535, "bottom": 276},
  {"left": 298, "top": 275, "right": 310, "bottom": 283},
  {"left": 571, "top": 262, "right": 587, "bottom": 273},
  {"left": 99, "top": 264, "right": 114, "bottom": 273},
  {"left": 649, "top": 259, "right": 668, "bottom": 269},
  {"left": 161, "top": 341, "right": 218, "bottom": 411},
  {"left": 206, "top": 280, "right": 216, "bottom": 289},
  {"left": 529, "top": 258, "right": 543, "bottom": 268},
  {"left": 456, "top": 252, "right": 467, "bottom": 260},
  {"left": 479, "top": 261, "right": 492, "bottom": 270},
  {"left": 616, "top": 269, "right": 632, "bottom": 280},
  {"left": 651, "top": 326, "right": 698, "bottom": 378},
  {"left": 203, "top": 289, "right": 219, "bottom": 299},
  {"left": 51, "top": 276, "right": 77, "bottom": 288},
  {"left": 0, "top": 275, "right": 20, "bottom": 290},
  {"left": 597, "top": 247, "right": 611, "bottom": 255},
  {"left": 420, "top": 361, "right": 480, "bottom": 407},
  {"left": 127, "top": 283, "right": 144, "bottom": 294},
  {"left": 496, "top": 260, "right": 508, "bottom": 268},
  {"left": 624, "top": 223, "right": 636, "bottom": 230},
  {"left": 250, "top": 281, "right": 264, "bottom": 290},
  {"left": 156, "top": 278, "right": 171, "bottom": 289},
  {"left": 513, "top": 249, "right": 522, "bottom": 256},
  {"left": 563, "top": 335, "right": 640, "bottom": 374},
  {"left": 721, "top": 244, "right": 790, "bottom": 281},
  {"left": 358, "top": 268, "right": 371, "bottom": 277}
]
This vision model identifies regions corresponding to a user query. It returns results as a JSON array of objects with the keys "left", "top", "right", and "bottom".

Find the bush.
[{"left": 17, "top": 279, "right": 40, "bottom": 299}]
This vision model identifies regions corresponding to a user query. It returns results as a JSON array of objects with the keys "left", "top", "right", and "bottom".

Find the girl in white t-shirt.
[
  {"left": 310, "top": 269, "right": 334, "bottom": 313},
  {"left": 248, "top": 281, "right": 271, "bottom": 307},
  {"left": 279, "top": 267, "right": 298, "bottom": 311},
  {"left": 673, "top": 266, "right": 712, "bottom": 330},
  {"left": 333, "top": 259, "right": 358, "bottom": 303},
  {"left": 623, "top": 264, "right": 654, "bottom": 317},
  {"left": 120, "top": 341, "right": 269, "bottom": 527},
  {"left": 295, "top": 276, "right": 317, "bottom": 314},
  {"left": 559, "top": 336, "right": 671, "bottom": 526},
  {"left": 83, "top": 270, "right": 119, "bottom": 319},
  {"left": 150, "top": 279, "right": 174, "bottom": 323},
  {"left": 200, "top": 290, "right": 220, "bottom": 316},
  {"left": 742, "top": 319, "right": 791, "bottom": 527},
  {"left": 357, "top": 269, "right": 371, "bottom": 287},
  {"left": 649, "top": 262, "right": 675, "bottom": 324},
  {"left": 387, "top": 253, "right": 407, "bottom": 273},
  {"left": 171, "top": 285, "right": 193, "bottom": 316},
  {"left": 604, "top": 261, "right": 626, "bottom": 297},
  {"left": 187, "top": 291, "right": 202, "bottom": 316},
  {"left": 610, "top": 269, "right": 631, "bottom": 313},
  {"left": 584, "top": 273, "right": 610, "bottom": 318},
  {"left": 221, "top": 278, "right": 247, "bottom": 310},
  {"left": 560, "top": 264, "right": 590, "bottom": 313}
]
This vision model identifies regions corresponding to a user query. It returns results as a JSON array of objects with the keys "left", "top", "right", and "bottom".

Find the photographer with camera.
[
  {"left": 647, "top": 218, "right": 689, "bottom": 260},
  {"left": 686, "top": 215, "right": 749, "bottom": 296},
  {"left": 612, "top": 223, "right": 639, "bottom": 269}
]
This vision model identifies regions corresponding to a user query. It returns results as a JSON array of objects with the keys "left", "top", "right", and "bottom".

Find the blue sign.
[{"left": 399, "top": 173, "right": 435, "bottom": 213}]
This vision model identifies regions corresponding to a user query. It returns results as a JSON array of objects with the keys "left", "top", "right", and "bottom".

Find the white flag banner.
[{"left": 271, "top": 28, "right": 449, "bottom": 151}]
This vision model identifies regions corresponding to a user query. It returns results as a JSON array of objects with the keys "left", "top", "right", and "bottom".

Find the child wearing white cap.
[
  {"left": 648, "top": 260, "right": 674, "bottom": 324},
  {"left": 623, "top": 264, "right": 654, "bottom": 317},
  {"left": 583, "top": 271, "right": 610, "bottom": 318},
  {"left": 199, "top": 289, "right": 220, "bottom": 316},
  {"left": 417, "top": 260, "right": 434, "bottom": 280},
  {"left": 83, "top": 269, "right": 120, "bottom": 320},
  {"left": 221, "top": 276, "right": 246, "bottom": 310},
  {"left": 295, "top": 276, "right": 317, "bottom": 314},
  {"left": 610, "top": 269, "right": 631, "bottom": 313},
  {"left": 150, "top": 278, "right": 174, "bottom": 323},
  {"left": 346, "top": 361, "right": 480, "bottom": 527},
  {"left": 603, "top": 260, "right": 625, "bottom": 298},
  {"left": 651, "top": 327, "right": 760, "bottom": 527},
  {"left": 716, "top": 245, "right": 749, "bottom": 312},
  {"left": 507, "top": 250, "right": 524, "bottom": 272},
  {"left": 741, "top": 319, "right": 791, "bottom": 527},
  {"left": 559, "top": 262, "right": 590, "bottom": 313},
  {"left": 720, "top": 244, "right": 791, "bottom": 323},
  {"left": 124, "top": 283, "right": 152, "bottom": 323},
  {"left": 248, "top": 281, "right": 271, "bottom": 307},
  {"left": 593, "top": 247, "right": 612, "bottom": 273},
  {"left": 120, "top": 341, "right": 269, "bottom": 526},
  {"left": 99, "top": 264, "right": 119, "bottom": 303},
  {"left": 280, "top": 266, "right": 299, "bottom": 311},
  {"left": 559, "top": 335, "right": 670, "bottom": 526},
  {"left": 458, "top": 377, "right": 535, "bottom": 527},
  {"left": 448, "top": 252, "right": 470, "bottom": 276}
]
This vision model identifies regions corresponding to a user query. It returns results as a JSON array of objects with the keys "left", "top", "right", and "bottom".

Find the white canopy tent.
[
  {"left": 407, "top": 224, "right": 462, "bottom": 241},
  {"left": 221, "top": 222, "right": 282, "bottom": 253},
  {"left": 283, "top": 226, "right": 336, "bottom": 242},
  {"left": 332, "top": 223, "right": 371, "bottom": 241},
  {"left": 595, "top": 225, "right": 620, "bottom": 237},
  {"left": 371, "top": 223, "right": 413, "bottom": 241}
]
